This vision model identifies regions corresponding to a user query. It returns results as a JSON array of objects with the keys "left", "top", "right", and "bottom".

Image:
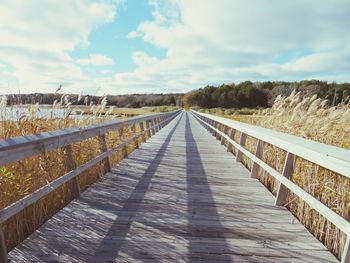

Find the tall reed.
[
  {"left": 234, "top": 91, "right": 350, "bottom": 259},
  {"left": 0, "top": 97, "right": 145, "bottom": 250}
]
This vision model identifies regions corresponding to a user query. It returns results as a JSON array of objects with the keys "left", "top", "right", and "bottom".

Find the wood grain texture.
[
  {"left": 8, "top": 112, "right": 338, "bottom": 263},
  {"left": 250, "top": 139, "right": 264, "bottom": 178},
  {"left": 0, "top": 111, "right": 180, "bottom": 167},
  {"left": 192, "top": 110, "right": 350, "bottom": 178},
  {"left": 193, "top": 111, "right": 350, "bottom": 236},
  {"left": 0, "top": 225, "right": 7, "bottom": 263},
  {"left": 275, "top": 152, "right": 296, "bottom": 206}
]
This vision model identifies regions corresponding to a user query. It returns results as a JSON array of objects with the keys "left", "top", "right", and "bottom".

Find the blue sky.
[
  {"left": 69, "top": 0, "right": 166, "bottom": 75},
  {"left": 0, "top": 0, "right": 349, "bottom": 95}
]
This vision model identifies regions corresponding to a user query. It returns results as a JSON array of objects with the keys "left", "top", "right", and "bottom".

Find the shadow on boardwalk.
[
  {"left": 89, "top": 112, "right": 232, "bottom": 262},
  {"left": 9, "top": 111, "right": 338, "bottom": 263},
  {"left": 185, "top": 113, "right": 233, "bottom": 262},
  {"left": 88, "top": 113, "right": 183, "bottom": 262}
]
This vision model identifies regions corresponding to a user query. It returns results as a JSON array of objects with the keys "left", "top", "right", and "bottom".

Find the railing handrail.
[
  {"left": 191, "top": 110, "right": 350, "bottom": 178},
  {"left": 191, "top": 109, "right": 350, "bottom": 263},
  {"left": 0, "top": 110, "right": 181, "bottom": 167},
  {"left": 0, "top": 110, "right": 182, "bottom": 262}
]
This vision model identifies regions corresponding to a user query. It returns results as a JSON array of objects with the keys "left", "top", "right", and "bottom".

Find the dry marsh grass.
[
  {"left": 0, "top": 97, "right": 166, "bottom": 251},
  {"left": 223, "top": 91, "right": 350, "bottom": 259}
]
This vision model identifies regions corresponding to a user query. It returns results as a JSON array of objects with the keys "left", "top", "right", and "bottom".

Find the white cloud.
[
  {"left": 1, "top": 0, "right": 350, "bottom": 95},
  {"left": 132, "top": 52, "right": 159, "bottom": 67},
  {"left": 77, "top": 54, "right": 115, "bottom": 66},
  {"left": 107, "top": 0, "right": 350, "bottom": 94},
  {"left": 126, "top": 31, "right": 139, "bottom": 38},
  {"left": 0, "top": 0, "right": 118, "bottom": 94}
]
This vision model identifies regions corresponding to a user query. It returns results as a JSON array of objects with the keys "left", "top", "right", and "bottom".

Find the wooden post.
[
  {"left": 152, "top": 119, "right": 157, "bottom": 135},
  {"left": 145, "top": 120, "right": 151, "bottom": 138},
  {"left": 139, "top": 122, "right": 145, "bottom": 142},
  {"left": 119, "top": 128, "right": 128, "bottom": 158},
  {"left": 227, "top": 128, "right": 235, "bottom": 152},
  {"left": 236, "top": 132, "right": 247, "bottom": 162},
  {"left": 153, "top": 118, "right": 157, "bottom": 133},
  {"left": 98, "top": 134, "right": 111, "bottom": 173},
  {"left": 130, "top": 124, "right": 139, "bottom": 149},
  {"left": 0, "top": 224, "right": 7, "bottom": 263},
  {"left": 155, "top": 117, "right": 160, "bottom": 132},
  {"left": 63, "top": 145, "right": 80, "bottom": 199},
  {"left": 216, "top": 123, "right": 221, "bottom": 140},
  {"left": 158, "top": 117, "right": 163, "bottom": 129},
  {"left": 220, "top": 126, "right": 227, "bottom": 145},
  {"left": 250, "top": 139, "right": 264, "bottom": 178},
  {"left": 275, "top": 152, "right": 295, "bottom": 206},
  {"left": 211, "top": 120, "right": 216, "bottom": 135},
  {"left": 151, "top": 119, "right": 157, "bottom": 134},
  {"left": 204, "top": 118, "right": 209, "bottom": 131},
  {"left": 158, "top": 117, "right": 161, "bottom": 130},
  {"left": 341, "top": 236, "right": 350, "bottom": 263}
]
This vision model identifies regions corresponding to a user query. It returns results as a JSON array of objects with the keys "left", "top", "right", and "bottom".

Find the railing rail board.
[
  {"left": 192, "top": 111, "right": 350, "bottom": 177},
  {"left": 0, "top": 111, "right": 179, "bottom": 167},
  {"left": 191, "top": 110, "right": 350, "bottom": 263},
  {"left": 0, "top": 110, "right": 180, "bottom": 262}
]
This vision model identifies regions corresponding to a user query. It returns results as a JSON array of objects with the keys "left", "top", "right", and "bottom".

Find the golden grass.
[
  {"left": 69, "top": 105, "right": 178, "bottom": 117},
  {"left": 222, "top": 91, "right": 350, "bottom": 259},
  {"left": 0, "top": 100, "right": 162, "bottom": 251}
]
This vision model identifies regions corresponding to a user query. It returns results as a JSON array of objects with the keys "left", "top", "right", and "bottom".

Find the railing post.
[
  {"left": 204, "top": 117, "right": 209, "bottom": 131},
  {"left": 130, "top": 124, "right": 139, "bottom": 149},
  {"left": 341, "top": 236, "right": 350, "bottom": 263},
  {"left": 145, "top": 120, "right": 151, "bottom": 138},
  {"left": 159, "top": 116, "right": 164, "bottom": 129},
  {"left": 153, "top": 118, "right": 158, "bottom": 133},
  {"left": 139, "top": 122, "right": 145, "bottom": 142},
  {"left": 250, "top": 139, "right": 264, "bottom": 178},
  {"left": 227, "top": 128, "right": 235, "bottom": 152},
  {"left": 151, "top": 119, "right": 157, "bottom": 134},
  {"left": 220, "top": 126, "right": 227, "bottom": 145},
  {"left": 205, "top": 120, "right": 209, "bottom": 131},
  {"left": 119, "top": 128, "right": 128, "bottom": 158},
  {"left": 216, "top": 123, "right": 221, "bottom": 140},
  {"left": 98, "top": 134, "right": 111, "bottom": 173},
  {"left": 63, "top": 145, "right": 80, "bottom": 199},
  {"left": 275, "top": 152, "right": 295, "bottom": 206},
  {"left": 157, "top": 117, "right": 161, "bottom": 131},
  {"left": 210, "top": 120, "right": 216, "bottom": 134},
  {"left": 236, "top": 132, "right": 247, "bottom": 162},
  {"left": 0, "top": 224, "right": 7, "bottom": 263}
]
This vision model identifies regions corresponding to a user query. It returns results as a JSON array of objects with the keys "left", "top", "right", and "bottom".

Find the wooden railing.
[
  {"left": 0, "top": 110, "right": 181, "bottom": 262},
  {"left": 191, "top": 110, "right": 350, "bottom": 263}
]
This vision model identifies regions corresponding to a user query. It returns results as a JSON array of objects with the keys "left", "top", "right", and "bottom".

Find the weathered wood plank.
[
  {"left": 250, "top": 139, "right": 263, "bottom": 178},
  {"left": 0, "top": 225, "right": 7, "bottom": 263},
  {"left": 275, "top": 152, "right": 295, "bottom": 206},
  {"left": 0, "top": 111, "right": 180, "bottom": 167},
  {"left": 63, "top": 144, "right": 81, "bottom": 199},
  {"left": 193, "top": 111, "right": 350, "bottom": 236},
  {"left": 0, "top": 114, "right": 179, "bottom": 224},
  {"left": 8, "top": 112, "right": 338, "bottom": 263},
  {"left": 98, "top": 134, "right": 112, "bottom": 174},
  {"left": 236, "top": 132, "right": 247, "bottom": 162},
  {"left": 342, "top": 236, "right": 350, "bottom": 263},
  {"left": 192, "top": 110, "right": 350, "bottom": 178}
]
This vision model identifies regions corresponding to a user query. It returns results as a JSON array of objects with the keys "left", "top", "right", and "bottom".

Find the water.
[{"left": 1, "top": 106, "right": 94, "bottom": 121}]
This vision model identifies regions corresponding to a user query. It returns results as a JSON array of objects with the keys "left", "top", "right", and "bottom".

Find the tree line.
[
  {"left": 3, "top": 80, "right": 350, "bottom": 109},
  {"left": 186, "top": 80, "right": 350, "bottom": 108},
  {"left": 4, "top": 93, "right": 183, "bottom": 108}
]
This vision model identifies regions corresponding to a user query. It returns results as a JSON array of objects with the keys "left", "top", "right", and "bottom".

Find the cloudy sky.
[{"left": 0, "top": 0, "right": 349, "bottom": 95}]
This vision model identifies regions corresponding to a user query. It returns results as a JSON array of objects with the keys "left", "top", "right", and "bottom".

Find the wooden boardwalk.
[{"left": 9, "top": 112, "right": 338, "bottom": 262}]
